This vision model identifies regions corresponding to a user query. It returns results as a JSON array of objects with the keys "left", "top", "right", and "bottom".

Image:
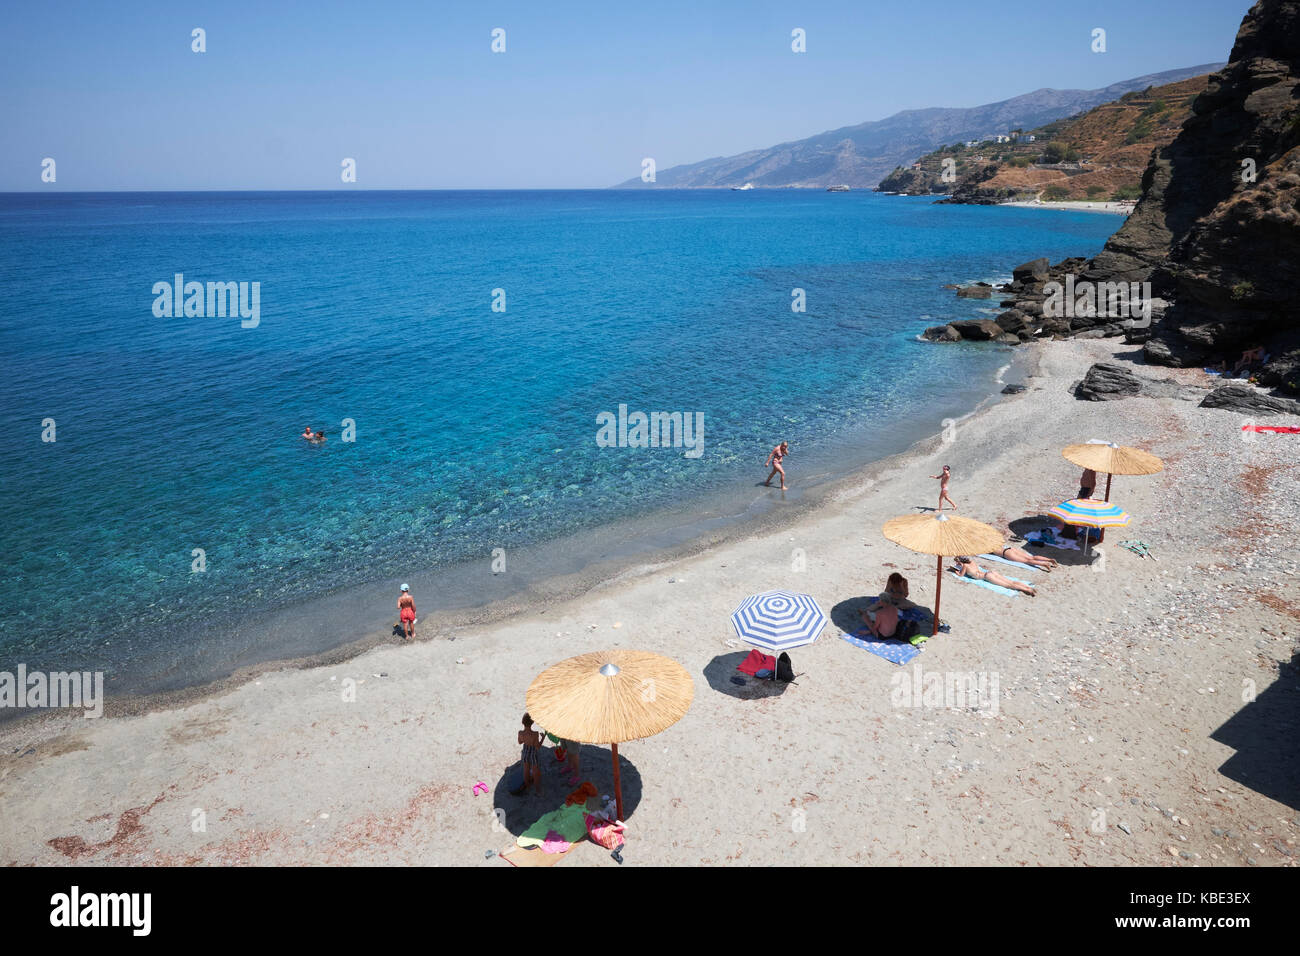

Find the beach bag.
[
  {"left": 585, "top": 814, "right": 625, "bottom": 850},
  {"left": 895, "top": 619, "right": 919, "bottom": 643},
  {"left": 776, "top": 652, "right": 794, "bottom": 682}
]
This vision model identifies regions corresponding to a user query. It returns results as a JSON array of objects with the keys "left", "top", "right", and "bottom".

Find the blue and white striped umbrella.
[{"left": 730, "top": 589, "right": 827, "bottom": 653}]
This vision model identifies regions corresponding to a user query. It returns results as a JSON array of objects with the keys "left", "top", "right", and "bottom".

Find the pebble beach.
[{"left": 1, "top": 338, "right": 1296, "bottom": 867}]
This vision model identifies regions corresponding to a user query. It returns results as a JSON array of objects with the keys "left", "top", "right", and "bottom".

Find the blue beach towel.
[
  {"left": 840, "top": 629, "right": 920, "bottom": 666},
  {"left": 949, "top": 569, "right": 1032, "bottom": 598},
  {"left": 863, "top": 597, "right": 950, "bottom": 634},
  {"left": 978, "top": 551, "right": 1046, "bottom": 573}
]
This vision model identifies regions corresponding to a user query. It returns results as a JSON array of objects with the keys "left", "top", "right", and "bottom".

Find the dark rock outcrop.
[
  {"left": 923, "top": 324, "right": 962, "bottom": 342},
  {"left": 1074, "top": 362, "right": 1194, "bottom": 401},
  {"left": 1012, "top": 258, "right": 1051, "bottom": 283},
  {"left": 949, "top": 318, "right": 1003, "bottom": 340},
  {"left": 955, "top": 283, "right": 994, "bottom": 299},
  {"left": 1084, "top": 0, "right": 1300, "bottom": 393},
  {"left": 1199, "top": 384, "right": 1300, "bottom": 415}
]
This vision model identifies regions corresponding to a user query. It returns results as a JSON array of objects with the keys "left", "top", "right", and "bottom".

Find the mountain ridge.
[{"left": 613, "top": 64, "right": 1225, "bottom": 189}]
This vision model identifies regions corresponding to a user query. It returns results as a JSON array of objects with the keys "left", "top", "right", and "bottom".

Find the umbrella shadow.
[
  {"left": 703, "top": 651, "right": 791, "bottom": 699},
  {"left": 829, "top": 596, "right": 878, "bottom": 634},
  {"left": 1209, "top": 651, "right": 1300, "bottom": 811},
  {"left": 1009, "top": 515, "right": 1104, "bottom": 568},
  {"left": 490, "top": 744, "right": 643, "bottom": 836}
]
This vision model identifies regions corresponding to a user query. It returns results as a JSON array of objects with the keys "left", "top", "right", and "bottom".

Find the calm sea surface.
[{"left": 0, "top": 190, "right": 1118, "bottom": 693}]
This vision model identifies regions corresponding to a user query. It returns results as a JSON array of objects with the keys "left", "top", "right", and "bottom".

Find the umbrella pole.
[
  {"left": 933, "top": 554, "right": 943, "bottom": 637},
  {"left": 1104, "top": 473, "right": 1113, "bottom": 502},
  {"left": 611, "top": 743, "right": 625, "bottom": 822}
]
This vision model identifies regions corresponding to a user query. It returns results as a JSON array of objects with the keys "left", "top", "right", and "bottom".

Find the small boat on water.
[
  {"left": 731, "top": 182, "right": 755, "bottom": 191},
  {"left": 826, "top": 184, "right": 850, "bottom": 192}
]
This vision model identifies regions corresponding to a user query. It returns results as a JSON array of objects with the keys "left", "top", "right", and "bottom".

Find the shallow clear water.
[{"left": 0, "top": 190, "right": 1118, "bottom": 692}]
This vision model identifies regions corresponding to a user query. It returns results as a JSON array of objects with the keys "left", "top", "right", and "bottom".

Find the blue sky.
[{"left": 0, "top": 0, "right": 1252, "bottom": 189}]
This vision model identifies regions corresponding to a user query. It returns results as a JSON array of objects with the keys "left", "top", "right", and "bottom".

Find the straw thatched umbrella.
[
  {"left": 881, "top": 513, "right": 1004, "bottom": 637},
  {"left": 1062, "top": 442, "right": 1164, "bottom": 502},
  {"left": 525, "top": 650, "right": 693, "bottom": 822}
]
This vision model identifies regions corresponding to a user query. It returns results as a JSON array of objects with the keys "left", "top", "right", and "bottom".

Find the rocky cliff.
[{"left": 1086, "top": 0, "right": 1300, "bottom": 392}]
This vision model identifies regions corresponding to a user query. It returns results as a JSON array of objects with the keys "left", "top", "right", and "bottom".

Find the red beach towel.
[
  {"left": 1242, "top": 424, "right": 1300, "bottom": 433},
  {"left": 737, "top": 648, "right": 776, "bottom": 676}
]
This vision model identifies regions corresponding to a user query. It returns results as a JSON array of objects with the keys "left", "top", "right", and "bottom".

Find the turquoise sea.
[{"left": 0, "top": 190, "right": 1119, "bottom": 694}]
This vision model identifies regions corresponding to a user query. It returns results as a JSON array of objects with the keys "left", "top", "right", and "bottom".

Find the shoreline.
[
  {"left": 0, "top": 344, "right": 1037, "bottom": 731},
  {"left": 998, "top": 199, "right": 1134, "bottom": 215},
  {"left": 3, "top": 336, "right": 1296, "bottom": 866}
]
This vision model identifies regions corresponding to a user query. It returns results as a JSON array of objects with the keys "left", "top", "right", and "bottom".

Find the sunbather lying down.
[
  {"left": 997, "top": 544, "right": 1058, "bottom": 571},
  {"left": 953, "top": 556, "right": 1037, "bottom": 596}
]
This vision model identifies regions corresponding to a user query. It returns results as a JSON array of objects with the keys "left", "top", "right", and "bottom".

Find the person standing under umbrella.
[{"left": 1078, "top": 466, "right": 1097, "bottom": 500}]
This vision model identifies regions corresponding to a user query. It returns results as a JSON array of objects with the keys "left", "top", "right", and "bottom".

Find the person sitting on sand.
[
  {"left": 860, "top": 601, "right": 900, "bottom": 639},
  {"left": 764, "top": 441, "right": 790, "bottom": 490},
  {"left": 518, "top": 713, "right": 545, "bottom": 795},
  {"left": 1234, "top": 345, "right": 1267, "bottom": 375},
  {"left": 997, "top": 544, "right": 1058, "bottom": 571},
  {"left": 930, "top": 465, "right": 956, "bottom": 510},
  {"left": 952, "top": 556, "right": 1036, "bottom": 596},
  {"left": 397, "top": 583, "right": 416, "bottom": 639},
  {"left": 879, "top": 572, "right": 915, "bottom": 608}
]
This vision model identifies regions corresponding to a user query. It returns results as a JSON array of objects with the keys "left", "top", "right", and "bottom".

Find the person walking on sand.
[
  {"left": 764, "top": 441, "right": 790, "bottom": 490},
  {"left": 518, "top": 713, "right": 545, "bottom": 795},
  {"left": 397, "top": 583, "right": 416, "bottom": 640},
  {"left": 930, "top": 464, "right": 956, "bottom": 510}
]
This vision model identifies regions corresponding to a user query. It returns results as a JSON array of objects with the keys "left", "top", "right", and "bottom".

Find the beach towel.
[
  {"left": 864, "top": 597, "right": 949, "bottom": 634},
  {"left": 500, "top": 840, "right": 592, "bottom": 867},
  {"left": 585, "top": 813, "right": 626, "bottom": 850},
  {"left": 1025, "top": 530, "right": 1081, "bottom": 551},
  {"left": 517, "top": 804, "right": 589, "bottom": 850},
  {"left": 737, "top": 648, "right": 776, "bottom": 676},
  {"left": 1243, "top": 424, "right": 1300, "bottom": 434},
  {"left": 949, "top": 569, "right": 1030, "bottom": 598},
  {"left": 840, "top": 628, "right": 920, "bottom": 666},
  {"left": 978, "top": 551, "right": 1046, "bottom": 572},
  {"left": 1203, "top": 368, "right": 1223, "bottom": 375}
]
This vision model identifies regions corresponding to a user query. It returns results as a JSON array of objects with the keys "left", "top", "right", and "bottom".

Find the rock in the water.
[
  {"left": 1199, "top": 384, "right": 1300, "bottom": 416},
  {"left": 1012, "top": 257, "right": 1050, "bottom": 283},
  {"left": 955, "top": 284, "right": 993, "bottom": 299},
  {"left": 995, "top": 332, "right": 1021, "bottom": 345},
  {"left": 1001, "top": 383, "right": 1027, "bottom": 394},
  {"left": 923, "top": 324, "right": 962, "bottom": 343},
  {"left": 949, "top": 318, "right": 1003, "bottom": 340}
]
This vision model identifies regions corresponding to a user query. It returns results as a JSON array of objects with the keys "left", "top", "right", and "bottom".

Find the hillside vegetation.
[{"left": 877, "top": 75, "right": 1213, "bottom": 203}]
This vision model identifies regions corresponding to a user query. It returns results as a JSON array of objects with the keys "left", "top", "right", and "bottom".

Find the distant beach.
[{"left": 1000, "top": 199, "right": 1135, "bottom": 215}]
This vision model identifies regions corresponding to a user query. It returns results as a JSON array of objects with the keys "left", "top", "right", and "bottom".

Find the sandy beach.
[
  {"left": 2, "top": 338, "right": 1296, "bottom": 867},
  {"left": 1000, "top": 200, "right": 1135, "bottom": 215}
]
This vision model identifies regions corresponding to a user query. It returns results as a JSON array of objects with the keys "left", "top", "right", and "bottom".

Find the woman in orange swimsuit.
[{"left": 397, "top": 584, "right": 416, "bottom": 639}]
